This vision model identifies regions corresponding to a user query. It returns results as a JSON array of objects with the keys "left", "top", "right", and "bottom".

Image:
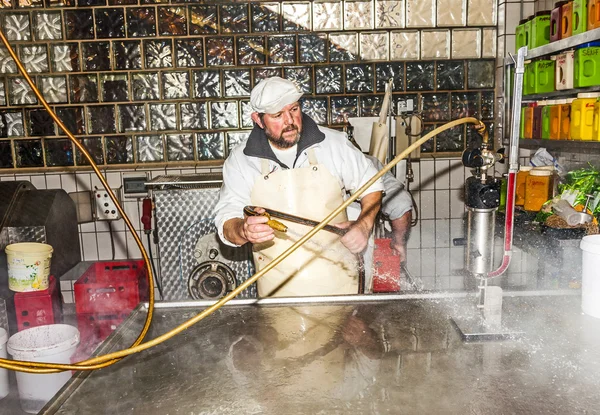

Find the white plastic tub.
[
  {"left": 7, "top": 324, "right": 79, "bottom": 413},
  {"left": 0, "top": 328, "right": 8, "bottom": 400},
  {"left": 580, "top": 235, "right": 600, "bottom": 318},
  {"left": 5, "top": 242, "right": 53, "bottom": 292}
]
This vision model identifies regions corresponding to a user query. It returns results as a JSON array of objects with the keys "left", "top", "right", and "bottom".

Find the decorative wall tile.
[
  {"left": 149, "top": 103, "right": 176, "bottom": 131},
  {"left": 301, "top": 97, "right": 327, "bottom": 124},
  {"left": 467, "top": 60, "right": 494, "bottom": 89},
  {"left": 45, "top": 139, "right": 73, "bottom": 166},
  {"left": 0, "top": 141, "right": 13, "bottom": 168},
  {"left": 87, "top": 105, "right": 116, "bottom": 134},
  {"left": 145, "top": 40, "right": 173, "bottom": 68},
  {"left": 390, "top": 31, "right": 419, "bottom": 60},
  {"left": 189, "top": 5, "right": 218, "bottom": 35},
  {"left": 0, "top": 111, "right": 24, "bottom": 137},
  {"left": 76, "top": 137, "right": 103, "bottom": 166},
  {"left": 360, "top": 32, "right": 389, "bottom": 61},
  {"left": 19, "top": 0, "right": 43, "bottom": 8},
  {"left": 437, "top": 0, "right": 466, "bottom": 27},
  {"left": 313, "top": 1, "right": 342, "bottom": 31},
  {"left": 375, "top": 0, "right": 404, "bottom": 29},
  {"left": 41, "top": 76, "right": 67, "bottom": 104},
  {"left": 315, "top": 65, "right": 342, "bottom": 94},
  {"left": 105, "top": 135, "right": 133, "bottom": 164},
  {"left": 193, "top": 70, "right": 221, "bottom": 98},
  {"left": 238, "top": 36, "right": 266, "bottom": 65},
  {"left": 205, "top": 37, "right": 234, "bottom": 66},
  {"left": 82, "top": 42, "right": 110, "bottom": 71},
  {"left": 220, "top": 4, "right": 249, "bottom": 34},
  {"left": 224, "top": 69, "right": 251, "bottom": 97},
  {"left": 0, "top": 48, "right": 17, "bottom": 74},
  {"left": 344, "top": 0, "right": 374, "bottom": 30},
  {"left": 360, "top": 95, "right": 382, "bottom": 116},
  {"left": 180, "top": 102, "right": 208, "bottom": 130},
  {"left": 95, "top": 8, "right": 125, "bottom": 38},
  {"left": 226, "top": 131, "right": 250, "bottom": 152},
  {"left": 10, "top": 78, "right": 36, "bottom": 105},
  {"left": 406, "top": 0, "right": 435, "bottom": 28},
  {"left": 436, "top": 61, "right": 464, "bottom": 90},
  {"left": 176, "top": 39, "right": 204, "bottom": 67},
  {"left": 126, "top": 8, "right": 156, "bottom": 37},
  {"left": 298, "top": 34, "right": 327, "bottom": 63},
  {"left": 251, "top": 3, "right": 280, "bottom": 33},
  {"left": 329, "top": 33, "right": 358, "bottom": 62},
  {"left": 101, "top": 74, "right": 129, "bottom": 102},
  {"left": 48, "top": 0, "right": 75, "bottom": 6},
  {"left": 113, "top": 41, "right": 142, "bottom": 70},
  {"left": 0, "top": 81, "right": 6, "bottom": 106},
  {"left": 70, "top": 75, "right": 98, "bottom": 103},
  {"left": 162, "top": 71, "right": 190, "bottom": 99},
  {"left": 56, "top": 107, "right": 85, "bottom": 135},
  {"left": 421, "top": 30, "right": 449, "bottom": 59},
  {"left": 345, "top": 64, "right": 374, "bottom": 93},
  {"left": 158, "top": 7, "right": 187, "bottom": 36},
  {"left": 137, "top": 135, "right": 164, "bottom": 162},
  {"left": 330, "top": 96, "right": 358, "bottom": 123},
  {"left": 284, "top": 66, "right": 312, "bottom": 93},
  {"left": 132, "top": 72, "right": 159, "bottom": 101},
  {"left": 436, "top": 125, "right": 464, "bottom": 152},
  {"left": 482, "top": 28, "right": 496, "bottom": 58},
  {"left": 406, "top": 61, "right": 434, "bottom": 91},
  {"left": 282, "top": 1, "right": 311, "bottom": 32},
  {"left": 34, "top": 11, "right": 62, "bottom": 40},
  {"left": 240, "top": 100, "right": 253, "bottom": 128},
  {"left": 166, "top": 134, "right": 193, "bottom": 161},
  {"left": 196, "top": 132, "right": 224, "bottom": 160},
  {"left": 109, "top": 0, "right": 136, "bottom": 5},
  {"left": 15, "top": 140, "right": 43, "bottom": 167},
  {"left": 51, "top": 44, "right": 79, "bottom": 72},
  {"left": 211, "top": 101, "right": 238, "bottom": 129},
  {"left": 253, "top": 67, "right": 282, "bottom": 84},
  {"left": 467, "top": 0, "right": 496, "bottom": 26},
  {"left": 268, "top": 35, "right": 296, "bottom": 64},
  {"left": 20, "top": 45, "right": 48, "bottom": 73},
  {"left": 65, "top": 10, "right": 93, "bottom": 40},
  {"left": 421, "top": 92, "right": 450, "bottom": 121},
  {"left": 481, "top": 91, "right": 494, "bottom": 120},
  {"left": 78, "top": 0, "right": 105, "bottom": 6},
  {"left": 118, "top": 104, "right": 146, "bottom": 132},
  {"left": 375, "top": 62, "right": 403, "bottom": 92},
  {"left": 4, "top": 13, "right": 31, "bottom": 41},
  {"left": 451, "top": 92, "right": 479, "bottom": 119},
  {"left": 28, "top": 109, "right": 55, "bottom": 136},
  {"left": 452, "top": 29, "right": 480, "bottom": 59}
]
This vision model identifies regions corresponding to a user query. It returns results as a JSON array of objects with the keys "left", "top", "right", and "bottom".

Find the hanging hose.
[{"left": 0, "top": 27, "right": 487, "bottom": 374}]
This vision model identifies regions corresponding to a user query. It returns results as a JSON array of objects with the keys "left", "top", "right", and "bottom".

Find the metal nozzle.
[{"left": 243, "top": 206, "right": 288, "bottom": 232}]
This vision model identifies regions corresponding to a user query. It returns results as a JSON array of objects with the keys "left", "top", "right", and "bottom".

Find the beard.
[{"left": 266, "top": 125, "right": 301, "bottom": 149}]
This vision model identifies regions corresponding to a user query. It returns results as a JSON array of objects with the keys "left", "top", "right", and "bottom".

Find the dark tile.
[
  {"left": 481, "top": 91, "right": 494, "bottom": 120},
  {"left": 65, "top": 10, "right": 93, "bottom": 40},
  {"left": 158, "top": 7, "right": 187, "bottom": 36},
  {"left": 284, "top": 66, "right": 312, "bottom": 93},
  {"left": 436, "top": 125, "right": 464, "bottom": 152},
  {"left": 420, "top": 124, "right": 434, "bottom": 153},
  {"left": 137, "top": 135, "right": 164, "bottom": 162},
  {"left": 360, "top": 95, "right": 382, "bottom": 117},
  {"left": 118, "top": 104, "right": 146, "bottom": 132},
  {"left": 268, "top": 35, "right": 296, "bottom": 64},
  {"left": 141, "top": 0, "right": 167, "bottom": 4},
  {"left": 0, "top": 111, "right": 24, "bottom": 137},
  {"left": 108, "top": 0, "right": 136, "bottom": 4},
  {"left": 205, "top": 37, "right": 234, "bottom": 66},
  {"left": 224, "top": 69, "right": 251, "bottom": 97},
  {"left": 82, "top": 42, "right": 110, "bottom": 71},
  {"left": 166, "top": 133, "right": 194, "bottom": 161},
  {"left": 193, "top": 70, "right": 221, "bottom": 98},
  {"left": 76, "top": 137, "right": 104, "bottom": 166},
  {"left": 114, "top": 41, "right": 142, "bottom": 70},
  {"left": 421, "top": 93, "right": 450, "bottom": 122},
  {"left": 251, "top": 3, "right": 279, "bottom": 33},
  {"left": 45, "top": 138, "right": 73, "bottom": 166},
  {"left": 78, "top": 0, "right": 104, "bottom": 6},
  {"left": 176, "top": 38, "right": 204, "bottom": 67},
  {"left": 237, "top": 36, "right": 266, "bottom": 66},
  {"left": 451, "top": 92, "right": 479, "bottom": 119},
  {"left": 436, "top": 61, "right": 465, "bottom": 90},
  {"left": 406, "top": 61, "right": 434, "bottom": 91},
  {"left": 220, "top": 4, "right": 248, "bottom": 34},
  {"left": 196, "top": 132, "right": 223, "bottom": 160},
  {"left": 51, "top": 43, "right": 79, "bottom": 72},
  {"left": 48, "top": 0, "right": 75, "bottom": 5},
  {"left": 162, "top": 71, "right": 190, "bottom": 99},
  {"left": 101, "top": 75, "right": 129, "bottom": 102},
  {"left": 300, "top": 97, "right": 328, "bottom": 125},
  {"left": 132, "top": 72, "right": 160, "bottom": 100},
  {"left": 15, "top": 139, "right": 43, "bottom": 167},
  {"left": 95, "top": 8, "right": 125, "bottom": 38},
  {"left": 253, "top": 67, "right": 281, "bottom": 85},
  {"left": 180, "top": 102, "right": 208, "bottom": 130},
  {"left": 56, "top": 107, "right": 85, "bottom": 135},
  {"left": 87, "top": 105, "right": 116, "bottom": 134},
  {"left": 27, "top": 108, "right": 55, "bottom": 136},
  {"left": 127, "top": 8, "right": 156, "bottom": 37},
  {"left": 0, "top": 140, "right": 12, "bottom": 168},
  {"left": 345, "top": 64, "right": 374, "bottom": 93},
  {"left": 330, "top": 96, "right": 358, "bottom": 124},
  {"left": 189, "top": 5, "right": 218, "bottom": 35},
  {"left": 376, "top": 62, "right": 404, "bottom": 92},
  {"left": 105, "top": 135, "right": 133, "bottom": 164},
  {"left": 329, "top": 36, "right": 357, "bottom": 62},
  {"left": 315, "top": 65, "right": 342, "bottom": 94},
  {"left": 144, "top": 39, "right": 173, "bottom": 68},
  {"left": 69, "top": 75, "right": 98, "bottom": 103},
  {"left": 298, "top": 34, "right": 327, "bottom": 63},
  {"left": 467, "top": 60, "right": 495, "bottom": 89}
]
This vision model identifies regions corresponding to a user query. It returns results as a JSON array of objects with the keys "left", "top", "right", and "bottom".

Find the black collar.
[{"left": 243, "top": 114, "right": 325, "bottom": 168}]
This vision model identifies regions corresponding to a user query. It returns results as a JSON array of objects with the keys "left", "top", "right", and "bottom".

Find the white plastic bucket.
[
  {"left": 7, "top": 324, "right": 79, "bottom": 413},
  {"left": 5, "top": 243, "right": 53, "bottom": 292},
  {"left": 0, "top": 328, "right": 8, "bottom": 400},
  {"left": 580, "top": 235, "right": 600, "bottom": 318}
]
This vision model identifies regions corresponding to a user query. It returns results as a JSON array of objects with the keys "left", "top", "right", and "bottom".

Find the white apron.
[{"left": 250, "top": 150, "right": 359, "bottom": 297}]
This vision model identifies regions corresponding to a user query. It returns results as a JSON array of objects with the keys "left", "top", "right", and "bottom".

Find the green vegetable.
[{"left": 558, "top": 164, "right": 600, "bottom": 215}]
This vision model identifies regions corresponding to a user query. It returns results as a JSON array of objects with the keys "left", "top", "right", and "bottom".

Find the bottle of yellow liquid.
[
  {"left": 516, "top": 166, "right": 532, "bottom": 206},
  {"left": 571, "top": 92, "right": 600, "bottom": 140},
  {"left": 524, "top": 168, "right": 553, "bottom": 211}
]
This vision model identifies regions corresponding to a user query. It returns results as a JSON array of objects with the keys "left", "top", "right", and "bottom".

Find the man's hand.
[
  {"left": 389, "top": 211, "right": 411, "bottom": 263},
  {"left": 223, "top": 207, "right": 274, "bottom": 245},
  {"left": 337, "top": 220, "right": 370, "bottom": 254}
]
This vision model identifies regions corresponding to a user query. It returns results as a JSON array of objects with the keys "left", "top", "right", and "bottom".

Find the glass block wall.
[{"left": 0, "top": 0, "right": 497, "bottom": 171}]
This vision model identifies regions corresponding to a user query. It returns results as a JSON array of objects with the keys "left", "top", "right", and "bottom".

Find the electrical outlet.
[
  {"left": 397, "top": 99, "right": 414, "bottom": 113},
  {"left": 93, "top": 188, "right": 122, "bottom": 221}
]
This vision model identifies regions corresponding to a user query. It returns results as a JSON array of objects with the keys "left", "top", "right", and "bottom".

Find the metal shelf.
[
  {"left": 522, "top": 85, "right": 600, "bottom": 101},
  {"left": 519, "top": 138, "right": 600, "bottom": 150}
]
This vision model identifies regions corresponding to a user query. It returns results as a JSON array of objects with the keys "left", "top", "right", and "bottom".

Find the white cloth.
[
  {"left": 269, "top": 143, "right": 297, "bottom": 168},
  {"left": 215, "top": 125, "right": 385, "bottom": 247}
]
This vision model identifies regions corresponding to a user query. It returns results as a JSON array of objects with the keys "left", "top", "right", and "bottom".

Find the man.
[{"left": 214, "top": 76, "right": 384, "bottom": 297}]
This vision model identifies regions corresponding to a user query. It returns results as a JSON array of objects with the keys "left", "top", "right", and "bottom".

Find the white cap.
[{"left": 250, "top": 77, "right": 304, "bottom": 114}]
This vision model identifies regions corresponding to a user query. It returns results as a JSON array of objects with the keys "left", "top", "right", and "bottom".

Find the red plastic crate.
[
  {"left": 74, "top": 261, "right": 149, "bottom": 315},
  {"left": 74, "top": 312, "right": 130, "bottom": 363},
  {"left": 372, "top": 238, "right": 401, "bottom": 293},
  {"left": 14, "top": 275, "right": 63, "bottom": 331}
]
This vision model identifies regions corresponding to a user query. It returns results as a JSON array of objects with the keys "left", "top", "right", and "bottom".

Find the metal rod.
[{"left": 244, "top": 205, "right": 348, "bottom": 236}]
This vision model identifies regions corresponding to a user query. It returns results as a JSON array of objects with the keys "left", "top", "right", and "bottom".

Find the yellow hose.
[{"left": 0, "top": 26, "right": 486, "bottom": 374}]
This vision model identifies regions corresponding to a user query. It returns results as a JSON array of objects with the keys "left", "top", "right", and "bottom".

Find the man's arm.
[
  {"left": 223, "top": 208, "right": 275, "bottom": 246},
  {"left": 339, "top": 191, "right": 382, "bottom": 253},
  {"left": 390, "top": 210, "right": 411, "bottom": 263}
]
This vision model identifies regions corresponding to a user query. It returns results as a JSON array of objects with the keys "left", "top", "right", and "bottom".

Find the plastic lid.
[
  {"left": 0, "top": 328, "right": 7, "bottom": 345},
  {"left": 554, "top": 1, "right": 569, "bottom": 7},
  {"left": 565, "top": 98, "right": 576, "bottom": 103},
  {"left": 519, "top": 166, "right": 533, "bottom": 172},
  {"left": 576, "top": 41, "right": 600, "bottom": 49},
  {"left": 535, "top": 10, "right": 551, "bottom": 16},
  {"left": 530, "top": 169, "right": 553, "bottom": 176},
  {"left": 581, "top": 235, "right": 600, "bottom": 254},
  {"left": 556, "top": 99, "right": 567, "bottom": 104},
  {"left": 577, "top": 92, "right": 600, "bottom": 98},
  {"left": 519, "top": 18, "right": 529, "bottom": 25}
]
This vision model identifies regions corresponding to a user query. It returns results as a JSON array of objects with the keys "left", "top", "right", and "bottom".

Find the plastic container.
[
  {"left": 14, "top": 275, "right": 62, "bottom": 331},
  {"left": 532, "top": 60, "right": 556, "bottom": 94},
  {"left": 562, "top": 97, "right": 574, "bottom": 139},
  {"left": 574, "top": 42, "right": 600, "bottom": 88},
  {"left": 524, "top": 62, "right": 534, "bottom": 95},
  {"left": 550, "top": 99, "right": 567, "bottom": 139},
  {"left": 593, "top": 98, "right": 600, "bottom": 141},
  {"left": 515, "top": 166, "right": 532, "bottom": 206},
  {"left": 5, "top": 243, "right": 53, "bottom": 292},
  {"left": 580, "top": 235, "right": 600, "bottom": 318},
  {"left": 533, "top": 101, "right": 547, "bottom": 139},
  {"left": 562, "top": 1, "right": 574, "bottom": 38},
  {"left": 7, "top": 324, "right": 79, "bottom": 414},
  {"left": 531, "top": 11, "right": 552, "bottom": 48},
  {"left": 555, "top": 50, "right": 575, "bottom": 90},
  {"left": 589, "top": 0, "right": 600, "bottom": 29},
  {"left": 0, "top": 328, "right": 8, "bottom": 400},
  {"left": 516, "top": 18, "right": 531, "bottom": 50},
  {"left": 542, "top": 100, "right": 555, "bottom": 139},
  {"left": 551, "top": 1, "right": 569, "bottom": 41},
  {"left": 524, "top": 169, "right": 553, "bottom": 211},
  {"left": 571, "top": 92, "right": 600, "bottom": 140},
  {"left": 573, "top": 0, "right": 588, "bottom": 35},
  {"left": 523, "top": 105, "right": 535, "bottom": 138}
]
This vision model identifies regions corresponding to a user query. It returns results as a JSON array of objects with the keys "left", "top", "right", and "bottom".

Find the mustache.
[{"left": 283, "top": 125, "right": 298, "bottom": 132}]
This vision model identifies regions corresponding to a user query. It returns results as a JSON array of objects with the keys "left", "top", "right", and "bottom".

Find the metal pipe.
[{"left": 244, "top": 205, "right": 348, "bottom": 236}]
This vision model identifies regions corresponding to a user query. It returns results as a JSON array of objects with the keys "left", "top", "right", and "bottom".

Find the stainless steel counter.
[{"left": 17, "top": 293, "right": 600, "bottom": 414}]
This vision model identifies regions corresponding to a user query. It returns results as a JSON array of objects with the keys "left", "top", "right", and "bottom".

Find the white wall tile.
[
  {"left": 0, "top": 175, "right": 15, "bottom": 181},
  {"left": 419, "top": 159, "right": 435, "bottom": 190},
  {"left": 80, "top": 222, "right": 96, "bottom": 233},
  {"left": 96, "top": 232, "right": 113, "bottom": 260},
  {"left": 421, "top": 30, "right": 450, "bottom": 58},
  {"left": 124, "top": 201, "right": 141, "bottom": 232},
  {"left": 15, "top": 174, "right": 31, "bottom": 182},
  {"left": 407, "top": 223, "right": 421, "bottom": 248},
  {"left": 420, "top": 190, "right": 435, "bottom": 219},
  {"left": 113, "top": 231, "right": 128, "bottom": 260},
  {"left": 75, "top": 172, "right": 92, "bottom": 192},
  {"left": 435, "top": 276, "right": 450, "bottom": 289},
  {"left": 449, "top": 276, "right": 464, "bottom": 289},
  {"left": 449, "top": 160, "right": 464, "bottom": 189},
  {"left": 421, "top": 276, "right": 435, "bottom": 289},
  {"left": 81, "top": 233, "right": 98, "bottom": 261},
  {"left": 62, "top": 291, "right": 74, "bottom": 304},
  {"left": 406, "top": 248, "right": 421, "bottom": 275},
  {"left": 30, "top": 175, "right": 46, "bottom": 189},
  {"left": 406, "top": 0, "right": 436, "bottom": 27},
  {"left": 421, "top": 219, "right": 435, "bottom": 248},
  {"left": 60, "top": 173, "right": 77, "bottom": 193},
  {"left": 435, "top": 218, "right": 450, "bottom": 247},
  {"left": 437, "top": 0, "right": 466, "bottom": 26},
  {"left": 434, "top": 159, "right": 450, "bottom": 189},
  {"left": 450, "top": 246, "right": 465, "bottom": 274},
  {"left": 450, "top": 189, "right": 465, "bottom": 218},
  {"left": 106, "top": 172, "right": 121, "bottom": 188},
  {"left": 45, "top": 174, "right": 61, "bottom": 189},
  {"left": 450, "top": 218, "right": 464, "bottom": 239},
  {"left": 421, "top": 248, "right": 436, "bottom": 276},
  {"left": 435, "top": 189, "right": 450, "bottom": 219}
]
